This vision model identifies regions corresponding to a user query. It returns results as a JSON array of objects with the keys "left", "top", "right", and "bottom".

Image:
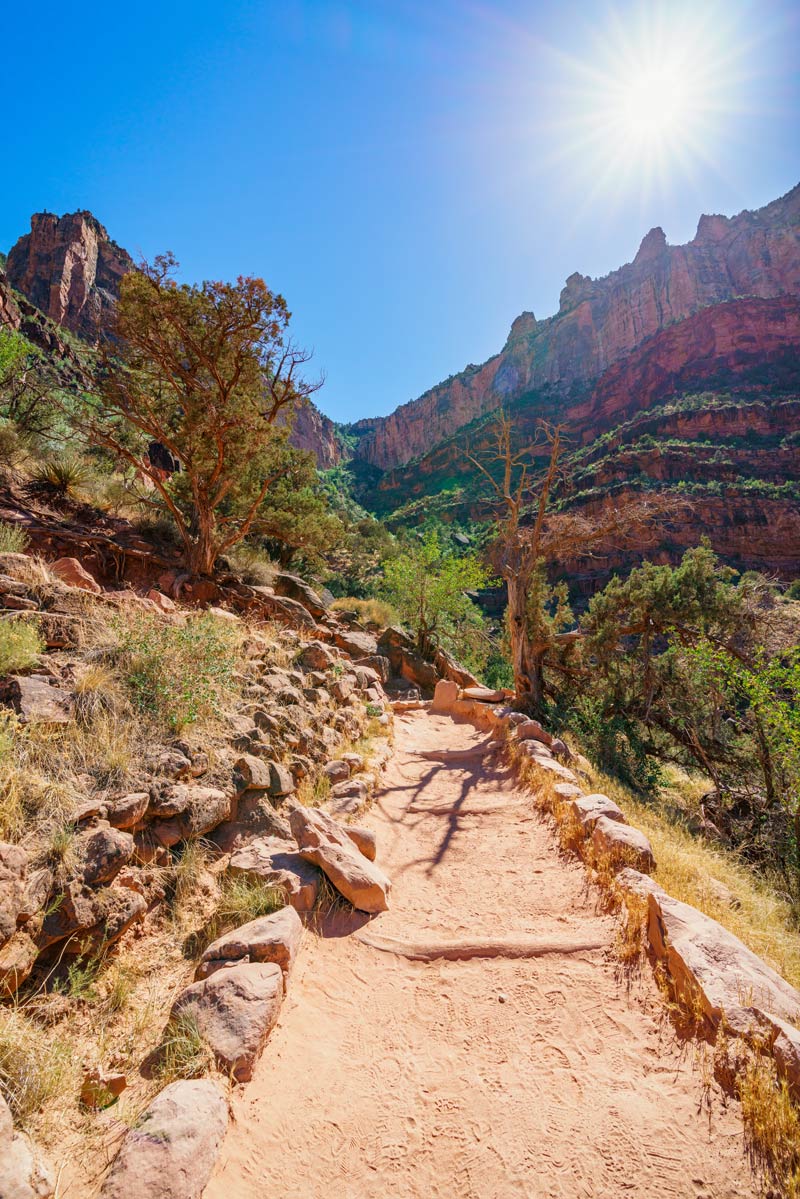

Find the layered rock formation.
[
  {"left": 6, "top": 211, "right": 133, "bottom": 340},
  {"left": 352, "top": 184, "right": 800, "bottom": 469}
]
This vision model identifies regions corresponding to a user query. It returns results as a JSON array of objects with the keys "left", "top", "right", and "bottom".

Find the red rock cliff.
[
  {"left": 6, "top": 211, "right": 133, "bottom": 340},
  {"left": 354, "top": 183, "right": 800, "bottom": 469}
]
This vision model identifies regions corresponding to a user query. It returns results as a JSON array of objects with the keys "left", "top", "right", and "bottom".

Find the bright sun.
[{"left": 553, "top": 3, "right": 744, "bottom": 202}]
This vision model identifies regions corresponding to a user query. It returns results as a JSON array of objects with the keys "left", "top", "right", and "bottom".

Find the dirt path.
[{"left": 205, "top": 712, "right": 756, "bottom": 1199}]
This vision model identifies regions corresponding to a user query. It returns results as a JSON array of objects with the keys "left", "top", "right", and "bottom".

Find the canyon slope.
[{"left": 350, "top": 183, "right": 800, "bottom": 471}]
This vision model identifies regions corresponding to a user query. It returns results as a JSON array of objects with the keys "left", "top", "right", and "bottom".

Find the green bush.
[
  {"left": 118, "top": 611, "right": 243, "bottom": 730},
  {"left": 0, "top": 620, "right": 43, "bottom": 677},
  {"left": 0, "top": 521, "right": 28, "bottom": 554},
  {"left": 32, "top": 454, "right": 95, "bottom": 498}
]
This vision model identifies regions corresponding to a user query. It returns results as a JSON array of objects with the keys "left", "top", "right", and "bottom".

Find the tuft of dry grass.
[
  {"left": 0, "top": 617, "right": 43, "bottom": 675},
  {"left": 154, "top": 1011, "right": 214, "bottom": 1083},
  {"left": 0, "top": 1008, "right": 75, "bottom": 1127},
  {"left": 0, "top": 520, "right": 29, "bottom": 554},
  {"left": 331, "top": 596, "right": 399, "bottom": 628},
  {"left": 739, "top": 1054, "right": 800, "bottom": 1197}
]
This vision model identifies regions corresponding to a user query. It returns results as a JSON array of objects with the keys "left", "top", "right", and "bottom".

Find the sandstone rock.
[
  {"left": 105, "top": 792, "right": 149, "bottom": 830},
  {"left": 150, "top": 786, "right": 231, "bottom": 844},
  {"left": 76, "top": 825, "right": 134, "bottom": 886},
  {"left": 0, "top": 1093, "right": 55, "bottom": 1199},
  {"left": 332, "top": 675, "right": 357, "bottom": 704},
  {"left": 146, "top": 588, "right": 176, "bottom": 613},
  {"left": 432, "top": 647, "right": 480, "bottom": 688},
  {"left": 290, "top": 805, "right": 390, "bottom": 913},
  {"left": 233, "top": 754, "right": 271, "bottom": 792},
  {"left": 646, "top": 891, "right": 800, "bottom": 1034},
  {"left": 335, "top": 629, "right": 379, "bottom": 659},
  {"left": 227, "top": 837, "right": 320, "bottom": 913},
  {"left": 354, "top": 654, "right": 391, "bottom": 684},
  {"left": 352, "top": 664, "right": 382, "bottom": 690},
  {"left": 771, "top": 1016, "right": 800, "bottom": 1097},
  {"left": 345, "top": 826, "right": 377, "bottom": 862},
  {"left": 0, "top": 931, "right": 38, "bottom": 998},
  {"left": 251, "top": 588, "right": 320, "bottom": 630},
  {"left": 515, "top": 719, "right": 553, "bottom": 747},
  {"left": 170, "top": 961, "right": 284, "bottom": 1082},
  {"left": 50, "top": 557, "right": 101, "bottom": 594},
  {"left": 323, "top": 760, "right": 350, "bottom": 784},
  {"left": 9, "top": 676, "right": 72, "bottom": 725},
  {"left": 99, "top": 1079, "right": 228, "bottom": 1199},
  {"left": 17, "top": 867, "right": 53, "bottom": 924},
  {"left": 80, "top": 1067, "right": 127, "bottom": 1109},
  {"left": 274, "top": 572, "right": 329, "bottom": 618},
  {"left": 570, "top": 793, "right": 626, "bottom": 829},
  {"left": 196, "top": 906, "right": 302, "bottom": 986},
  {"left": 518, "top": 743, "right": 578, "bottom": 783},
  {"left": 0, "top": 841, "right": 27, "bottom": 946},
  {"left": 431, "top": 679, "right": 459, "bottom": 713},
  {"left": 298, "top": 641, "right": 336, "bottom": 671},
  {"left": 461, "top": 686, "right": 507, "bottom": 704},
  {"left": 330, "top": 777, "right": 369, "bottom": 804},
  {"left": 268, "top": 762, "right": 295, "bottom": 798},
  {"left": 615, "top": 868, "right": 665, "bottom": 899},
  {"left": 552, "top": 782, "right": 583, "bottom": 802},
  {"left": 38, "top": 882, "right": 146, "bottom": 955},
  {"left": 592, "top": 816, "right": 655, "bottom": 873}
]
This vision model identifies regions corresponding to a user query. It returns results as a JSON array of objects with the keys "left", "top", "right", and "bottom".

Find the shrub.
[
  {"left": 118, "top": 611, "right": 243, "bottom": 730},
  {"left": 0, "top": 619, "right": 43, "bottom": 677},
  {"left": 226, "top": 543, "right": 277, "bottom": 587},
  {"left": 0, "top": 520, "right": 28, "bottom": 554},
  {"left": 32, "top": 454, "right": 94, "bottom": 498}
]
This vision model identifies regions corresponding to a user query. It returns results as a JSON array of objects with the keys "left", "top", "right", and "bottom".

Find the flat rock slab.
[
  {"left": 196, "top": 906, "right": 303, "bottom": 985},
  {"left": 9, "top": 676, "right": 72, "bottom": 724},
  {"left": 461, "top": 686, "right": 509, "bottom": 704},
  {"left": 227, "top": 837, "right": 320, "bottom": 913},
  {"left": 334, "top": 629, "right": 378, "bottom": 659},
  {"left": 514, "top": 718, "right": 553, "bottom": 747},
  {"left": 171, "top": 962, "right": 284, "bottom": 1082},
  {"left": 344, "top": 825, "right": 377, "bottom": 862},
  {"left": 647, "top": 890, "right": 800, "bottom": 1034},
  {"left": 592, "top": 815, "right": 655, "bottom": 873},
  {"left": 100, "top": 1079, "right": 228, "bottom": 1199},
  {"left": 290, "top": 805, "right": 391, "bottom": 914}
]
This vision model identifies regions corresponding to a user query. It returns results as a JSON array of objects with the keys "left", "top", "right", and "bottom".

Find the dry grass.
[
  {"left": 739, "top": 1055, "right": 800, "bottom": 1197},
  {"left": 586, "top": 765, "right": 800, "bottom": 991},
  {"left": 0, "top": 1007, "right": 76, "bottom": 1128},
  {"left": 0, "top": 618, "right": 43, "bottom": 675},
  {"left": 331, "top": 596, "right": 399, "bottom": 628},
  {"left": 153, "top": 1011, "right": 214, "bottom": 1082},
  {"left": 0, "top": 520, "right": 29, "bottom": 554}
]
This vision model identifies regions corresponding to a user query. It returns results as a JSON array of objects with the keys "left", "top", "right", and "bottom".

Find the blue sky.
[{"left": 2, "top": 1, "right": 798, "bottom": 423}]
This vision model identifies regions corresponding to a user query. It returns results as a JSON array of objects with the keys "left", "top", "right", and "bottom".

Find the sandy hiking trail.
[{"left": 205, "top": 712, "right": 756, "bottom": 1199}]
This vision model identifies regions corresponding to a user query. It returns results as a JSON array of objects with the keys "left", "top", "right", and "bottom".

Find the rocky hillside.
[
  {"left": 349, "top": 183, "right": 800, "bottom": 470},
  {"left": 2, "top": 213, "right": 341, "bottom": 468}
]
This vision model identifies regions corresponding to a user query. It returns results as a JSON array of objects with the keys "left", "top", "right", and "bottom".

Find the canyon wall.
[{"left": 353, "top": 184, "right": 800, "bottom": 469}]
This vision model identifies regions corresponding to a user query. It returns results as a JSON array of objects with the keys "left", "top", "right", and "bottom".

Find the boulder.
[
  {"left": 352, "top": 665, "right": 382, "bottom": 690},
  {"left": 431, "top": 679, "right": 459, "bottom": 713},
  {"left": 268, "top": 762, "right": 295, "bottom": 798},
  {"left": 592, "top": 816, "right": 655, "bottom": 873},
  {"left": 0, "top": 841, "right": 27, "bottom": 946},
  {"left": 354, "top": 654, "right": 390, "bottom": 684},
  {"left": 150, "top": 786, "right": 232, "bottom": 845},
  {"left": 233, "top": 754, "right": 271, "bottom": 792},
  {"left": 0, "top": 1093, "right": 55, "bottom": 1199},
  {"left": 251, "top": 588, "right": 320, "bottom": 631},
  {"left": 50, "top": 556, "right": 101, "bottom": 594},
  {"left": 8, "top": 676, "right": 72, "bottom": 725},
  {"left": 514, "top": 719, "right": 553, "bottom": 747},
  {"left": 76, "top": 825, "right": 134, "bottom": 886},
  {"left": 0, "top": 930, "right": 38, "bottom": 998},
  {"left": 274, "top": 572, "right": 329, "bottom": 618},
  {"left": 38, "top": 882, "right": 146, "bottom": 955},
  {"left": 519, "top": 743, "right": 578, "bottom": 783},
  {"left": 615, "top": 868, "right": 665, "bottom": 899},
  {"left": 298, "top": 641, "right": 336, "bottom": 671},
  {"left": 170, "top": 961, "right": 284, "bottom": 1082},
  {"left": 570, "top": 793, "right": 626, "bottom": 830},
  {"left": 432, "top": 647, "right": 479, "bottom": 688},
  {"left": 146, "top": 589, "right": 176, "bottom": 613},
  {"left": 345, "top": 826, "right": 377, "bottom": 862},
  {"left": 330, "top": 777, "right": 369, "bottom": 804},
  {"left": 335, "top": 629, "right": 379, "bottom": 659},
  {"left": 290, "top": 805, "right": 390, "bottom": 913},
  {"left": 227, "top": 838, "right": 320, "bottom": 913},
  {"left": 105, "top": 792, "right": 149, "bottom": 830},
  {"left": 17, "top": 867, "right": 52, "bottom": 924},
  {"left": 771, "top": 1016, "right": 800, "bottom": 1097},
  {"left": 323, "top": 760, "right": 350, "bottom": 784},
  {"left": 99, "top": 1079, "right": 228, "bottom": 1199},
  {"left": 341, "top": 752, "right": 364, "bottom": 774},
  {"left": 647, "top": 891, "right": 800, "bottom": 1034},
  {"left": 196, "top": 906, "right": 302, "bottom": 986},
  {"left": 552, "top": 782, "right": 583, "bottom": 802}
]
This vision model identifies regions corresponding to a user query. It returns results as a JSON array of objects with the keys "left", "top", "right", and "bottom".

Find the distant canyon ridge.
[{"left": 2, "top": 187, "right": 799, "bottom": 580}]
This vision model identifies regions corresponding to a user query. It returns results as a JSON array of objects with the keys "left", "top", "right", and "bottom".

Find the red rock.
[{"left": 50, "top": 556, "right": 101, "bottom": 593}]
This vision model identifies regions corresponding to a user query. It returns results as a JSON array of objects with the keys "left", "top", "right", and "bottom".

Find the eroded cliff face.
[
  {"left": 6, "top": 211, "right": 133, "bottom": 340},
  {"left": 2, "top": 210, "right": 340, "bottom": 468},
  {"left": 354, "top": 183, "right": 800, "bottom": 469}
]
